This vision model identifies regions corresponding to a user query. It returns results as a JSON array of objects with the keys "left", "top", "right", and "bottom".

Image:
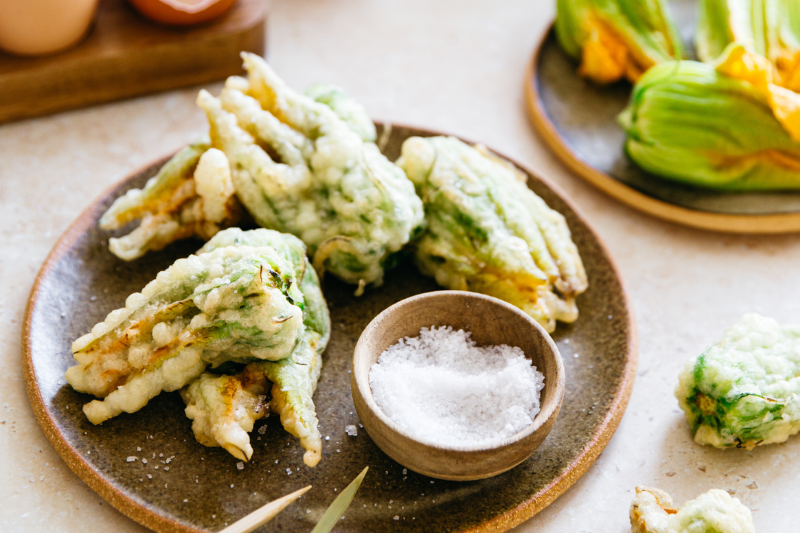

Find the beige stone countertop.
[{"left": 2, "top": 0, "right": 799, "bottom": 531}]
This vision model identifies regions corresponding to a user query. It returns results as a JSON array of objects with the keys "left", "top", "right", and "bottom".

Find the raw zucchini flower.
[
  {"left": 630, "top": 486, "right": 754, "bottom": 533},
  {"left": 697, "top": 0, "right": 800, "bottom": 91},
  {"left": 397, "top": 136, "right": 587, "bottom": 333},
  {"left": 676, "top": 313, "right": 800, "bottom": 449},
  {"left": 618, "top": 58, "right": 800, "bottom": 190},
  {"left": 65, "top": 230, "right": 313, "bottom": 426},
  {"left": 555, "top": 0, "right": 682, "bottom": 84}
]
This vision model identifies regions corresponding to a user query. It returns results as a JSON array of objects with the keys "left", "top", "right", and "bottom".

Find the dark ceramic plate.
[
  {"left": 22, "top": 125, "right": 636, "bottom": 532},
  {"left": 527, "top": 0, "right": 800, "bottom": 233}
]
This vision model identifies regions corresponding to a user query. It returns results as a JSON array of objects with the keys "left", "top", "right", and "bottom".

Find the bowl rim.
[{"left": 351, "top": 290, "right": 565, "bottom": 454}]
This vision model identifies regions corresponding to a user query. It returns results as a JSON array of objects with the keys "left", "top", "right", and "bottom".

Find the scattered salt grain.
[
  {"left": 142, "top": 459, "right": 148, "bottom": 464},
  {"left": 258, "top": 425, "right": 267, "bottom": 435},
  {"left": 236, "top": 462, "right": 244, "bottom": 470},
  {"left": 345, "top": 425, "right": 358, "bottom": 436},
  {"left": 369, "top": 327, "right": 544, "bottom": 447},
  {"left": 127, "top": 457, "right": 137, "bottom": 463}
]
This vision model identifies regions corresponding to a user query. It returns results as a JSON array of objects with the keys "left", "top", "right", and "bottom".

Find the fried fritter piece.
[
  {"left": 100, "top": 140, "right": 243, "bottom": 261},
  {"left": 304, "top": 83, "right": 377, "bottom": 143},
  {"left": 630, "top": 486, "right": 754, "bottom": 533},
  {"left": 181, "top": 368, "right": 270, "bottom": 461},
  {"left": 182, "top": 228, "right": 330, "bottom": 466},
  {"left": 197, "top": 53, "right": 424, "bottom": 291},
  {"left": 66, "top": 239, "right": 306, "bottom": 424},
  {"left": 676, "top": 313, "right": 800, "bottom": 449},
  {"left": 397, "top": 136, "right": 587, "bottom": 333}
]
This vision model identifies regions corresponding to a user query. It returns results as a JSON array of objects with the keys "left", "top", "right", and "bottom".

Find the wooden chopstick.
[{"left": 218, "top": 485, "right": 312, "bottom": 533}]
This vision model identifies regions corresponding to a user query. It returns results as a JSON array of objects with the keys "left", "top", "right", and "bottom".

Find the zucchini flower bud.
[{"left": 618, "top": 56, "right": 800, "bottom": 190}]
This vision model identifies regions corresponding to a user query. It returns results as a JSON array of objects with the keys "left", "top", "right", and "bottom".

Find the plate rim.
[
  {"left": 526, "top": 22, "right": 800, "bottom": 235},
  {"left": 22, "top": 123, "right": 638, "bottom": 533}
]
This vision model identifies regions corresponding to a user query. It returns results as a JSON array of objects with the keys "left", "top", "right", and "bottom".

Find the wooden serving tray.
[{"left": 0, "top": 0, "right": 265, "bottom": 124}]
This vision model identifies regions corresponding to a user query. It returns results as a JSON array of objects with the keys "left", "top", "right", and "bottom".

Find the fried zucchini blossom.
[
  {"left": 99, "top": 140, "right": 243, "bottom": 261},
  {"left": 630, "top": 486, "right": 754, "bottom": 533},
  {"left": 397, "top": 136, "right": 587, "bottom": 333},
  {"left": 555, "top": 0, "right": 682, "bottom": 84},
  {"left": 66, "top": 229, "right": 331, "bottom": 466},
  {"left": 100, "top": 55, "right": 423, "bottom": 292},
  {"left": 676, "top": 313, "right": 800, "bottom": 450},
  {"left": 197, "top": 53, "right": 424, "bottom": 292},
  {"left": 183, "top": 228, "right": 330, "bottom": 466}
]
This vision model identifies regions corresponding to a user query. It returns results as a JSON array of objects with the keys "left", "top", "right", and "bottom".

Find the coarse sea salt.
[{"left": 369, "top": 326, "right": 544, "bottom": 448}]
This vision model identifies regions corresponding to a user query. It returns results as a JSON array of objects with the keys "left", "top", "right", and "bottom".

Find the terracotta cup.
[{"left": 0, "top": 0, "right": 99, "bottom": 56}]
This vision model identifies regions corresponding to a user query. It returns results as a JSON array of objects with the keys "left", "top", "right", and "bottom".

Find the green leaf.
[{"left": 311, "top": 467, "right": 369, "bottom": 533}]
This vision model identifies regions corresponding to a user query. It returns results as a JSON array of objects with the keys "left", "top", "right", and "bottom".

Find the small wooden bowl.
[{"left": 351, "top": 291, "right": 565, "bottom": 481}]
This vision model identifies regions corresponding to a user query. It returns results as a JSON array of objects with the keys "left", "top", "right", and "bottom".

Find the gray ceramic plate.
[
  {"left": 23, "top": 124, "right": 636, "bottom": 533},
  {"left": 527, "top": 0, "right": 800, "bottom": 233}
]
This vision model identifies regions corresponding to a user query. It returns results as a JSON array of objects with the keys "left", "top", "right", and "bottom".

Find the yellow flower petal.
[
  {"left": 715, "top": 43, "right": 800, "bottom": 141},
  {"left": 578, "top": 14, "right": 644, "bottom": 84}
]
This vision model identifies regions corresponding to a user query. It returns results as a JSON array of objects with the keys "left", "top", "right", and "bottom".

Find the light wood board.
[{"left": 0, "top": 0, "right": 265, "bottom": 125}]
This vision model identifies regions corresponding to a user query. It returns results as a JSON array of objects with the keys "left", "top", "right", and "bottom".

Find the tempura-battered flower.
[
  {"left": 397, "top": 136, "right": 587, "bottom": 333},
  {"left": 66, "top": 239, "right": 307, "bottom": 425},
  {"left": 304, "top": 83, "right": 377, "bottom": 143},
  {"left": 197, "top": 53, "right": 424, "bottom": 291},
  {"left": 619, "top": 58, "right": 800, "bottom": 190},
  {"left": 556, "top": 0, "right": 682, "bottom": 84},
  {"left": 99, "top": 140, "right": 242, "bottom": 261},
  {"left": 697, "top": 0, "right": 800, "bottom": 91},
  {"left": 181, "top": 368, "right": 270, "bottom": 461},
  {"left": 183, "top": 228, "right": 330, "bottom": 466},
  {"left": 630, "top": 486, "right": 754, "bottom": 533},
  {"left": 676, "top": 313, "right": 800, "bottom": 449}
]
